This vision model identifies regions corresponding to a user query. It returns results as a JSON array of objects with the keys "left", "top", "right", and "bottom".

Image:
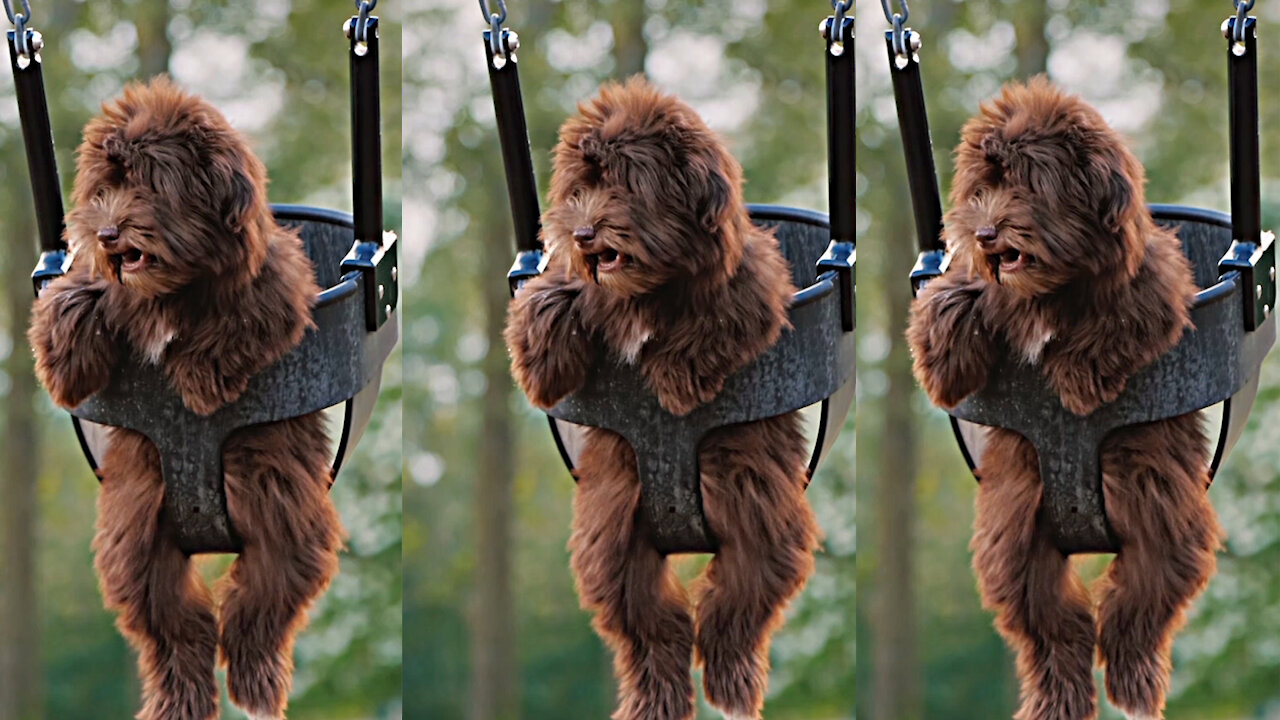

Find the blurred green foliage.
[
  {"left": 857, "top": 0, "right": 1280, "bottom": 718},
  {"left": 402, "top": 0, "right": 852, "bottom": 717},
  {"left": 0, "top": 1, "right": 402, "bottom": 717}
]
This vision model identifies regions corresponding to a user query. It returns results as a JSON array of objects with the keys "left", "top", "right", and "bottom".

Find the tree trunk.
[
  {"left": 136, "top": 0, "right": 173, "bottom": 78},
  {"left": 610, "top": 0, "right": 648, "bottom": 78},
  {"left": 470, "top": 210, "right": 520, "bottom": 720},
  {"left": 1015, "top": 1, "right": 1049, "bottom": 79},
  {"left": 870, "top": 209, "right": 921, "bottom": 720},
  {"left": 0, "top": 201, "right": 43, "bottom": 720}
]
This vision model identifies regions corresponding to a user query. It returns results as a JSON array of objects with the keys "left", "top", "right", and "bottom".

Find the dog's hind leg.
[
  {"left": 694, "top": 417, "right": 819, "bottom": 720},
  {"left": 972, "top": 431, "right": 1097, "bottom": 720},
  {"left": 1097, "top": 420, "right": 1221, "bottom": 720},
  {"left": 570, "top": 429, "right": 696, "bottom": 720},
  {"left": 93, "top": 431, "right": 219, "bottom": 720},
  {"left": 218, "top": 417, "right": 343, "bottom": 720}
]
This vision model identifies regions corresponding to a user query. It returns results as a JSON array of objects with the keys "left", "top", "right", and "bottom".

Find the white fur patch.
[
  {"left": 618, "top": 322, "right": 651, "bottom": 365},
  {"left": 1018, "top": 316, "right": 1054, "bottom": 365},
  {"left": 142, "top": 321, "right": 175, "bottom": 365}
]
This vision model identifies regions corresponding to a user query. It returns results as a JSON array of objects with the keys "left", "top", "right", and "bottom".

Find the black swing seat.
[
  {"left": 533, "top": 205, "right": 855, "bottom": 556},
  {"left": 63, "top": 205, "right": 399, "bottom": 556},
  {"left": 946, "top": 205, "right": 1276, "bottom": 555}
]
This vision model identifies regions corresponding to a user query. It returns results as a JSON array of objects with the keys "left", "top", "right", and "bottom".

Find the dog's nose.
[
  {"left": 97, "top": 227, "right": 120, "bottom": 245},
  {"left": 975, "top": 227, "right": 999, "bottom": 246},
  {"left": 573, "top": 226, "right": 596, "bottom": 245}
]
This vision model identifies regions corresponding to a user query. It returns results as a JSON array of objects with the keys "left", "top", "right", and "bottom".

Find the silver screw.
[
  {"left": 378, "top": 284, "right": 385, "bottom": 299},
  {"left": 1257, "top": 284, "right": 1263, "bottom": 299},
  {"left": 1271, "top": 266, "right": 1275, "bottom": 282},
  {"left": 391, "top": 266, "right": 398, "bottom": 282},
  {"left": 385, "top": 304, "right": 392, "bottom": 317}
]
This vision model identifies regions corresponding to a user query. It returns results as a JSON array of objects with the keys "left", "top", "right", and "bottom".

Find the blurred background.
[
  {"left": 0, "top": 1, "right": 403, "bottom": 718},
  {"left": 402, "top": 0, "right": 853, "bottom": 718},
  {"left": 857, "top": 0, "right": 1280, "bottom": 718}
]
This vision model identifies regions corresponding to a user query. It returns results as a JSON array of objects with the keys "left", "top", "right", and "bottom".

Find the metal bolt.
[
  {"left": 910, "top": 31, "right": 923, "bottom": 52},
  {"left": 391, "top": 266, "right": 398, "bottom": 282},
  {"left": 1257, "top": 284, "right": 1263, "bottom": 299},
  {"left": 506, "top": 31, "right": 520, "bottom": 53},
  {"left": 819, "top": 18, "right": 829, "bottom": 38},
  {"left": 378, "top": 284, "right": 385, "bottom": 299},
  {"left": 343, "top": 18, "right": 354, "bottom": 38},
  {"left": 1266, "top": 304, "right": 1271, "bottom": 317},
  {"left": 29, "top": 30, "right": 42, "bottom": 53},
  {"left": 1271, "top": 266, "right": 1275, "bottom": 282},
  {"left": 385, "top": 304, "right": 392, "bottom": 317},
  {"left": 1222, "top": 18, "right": 1233, "bottom": 38}
]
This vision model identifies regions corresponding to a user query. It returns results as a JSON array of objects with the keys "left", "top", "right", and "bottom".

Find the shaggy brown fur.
[
  {"left": 28, "top": 77, "right": 344, "bottom": 720},
  {"left": 906, "top": 77, "right": 1222, "bottom": 720},
  {"left": 505, "top": 77, "right": 821, "bottom": 720}
]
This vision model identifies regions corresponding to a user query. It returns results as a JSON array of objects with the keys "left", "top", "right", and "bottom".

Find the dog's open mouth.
[
  {"left": 987, "top": 247, "right": 1030, "bottom": 278},
  {"left": 109, "top": 246, "right": 155, "bottom": 277},
  {"left": 586, "top": 247, "right": 628, "bottom": 281}
]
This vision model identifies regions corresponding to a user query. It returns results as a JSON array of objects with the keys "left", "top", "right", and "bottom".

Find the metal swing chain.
[
  {"left": 479, "top": 0, "right": 513, "bottom": 62},
  {"left": 3, "top": 0, "right": 40, "bottom": 63},
  {"left": 351, "top": 0, "right": 377, "bottom": 51},
  {"left": 1233, "top": 0, "right": 1256, "bottom": 45},
  {"left": 826, "top": 0, "right": 850, "bottom": 50},
  {"left": 881, "top": 0, "right": 910, "bottom": 58}
]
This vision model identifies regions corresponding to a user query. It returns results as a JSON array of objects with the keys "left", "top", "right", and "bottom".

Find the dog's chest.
[
  {"left": 133, "top": 318, "right": 176, "bottom": 365},
  {"left": 608, "top": 317, "right": 653, "bottom": 365},
  {"left": 1012, "top": 313, "right": 1054, "bottom": 365}
]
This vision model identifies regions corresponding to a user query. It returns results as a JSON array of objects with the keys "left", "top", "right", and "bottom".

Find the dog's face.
[
  {"left": 68, "top": 77, "right": 270, "bottom": 299},
  {"left": 946, "top": 76, "right": 1148, "bottom": 298},
  {"left": 543, "top": 77, "right": 747, "bottom": 298}
]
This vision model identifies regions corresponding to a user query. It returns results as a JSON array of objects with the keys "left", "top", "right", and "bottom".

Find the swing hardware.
[
  {"left": 348, "top": 0, "right": 378, "bottom": 50},
  {"left": 888, "top": 3, "right": 1277, "bottom": 555},
  {"left": 9, "top": 3, "right": 399, "bottom": 555},
  {"left": 823, "top": 0, "right": 850, "bottom": 55},
  {"left": 880, "top": 0, "right": 912, "bottom": 60},
  {"left": 479, "top": 0, "right": 513, "bottom": 63},
  {"left": 1231, "top": 0, "right": 1256, "bottom": 45},
  {"left": 2, "top": 0, "right": 35, "bottom": 62},
  {"left": 485, "top": 5, "right": 855, "bottom": 555}
]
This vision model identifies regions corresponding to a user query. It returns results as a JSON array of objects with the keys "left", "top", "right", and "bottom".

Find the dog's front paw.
[
  {"left": 646, "top": 364, "right": 723, "bottom": 416},
  {"left": 169, "top": 366, "right": 250, "bottom": 416},
  {"left": 505, "top": 281, "right": 592, "bottom": 408},
  {"left": 1047, "top": 356, "right": 1126, "bottom": 416},
  {"left": 906, "top": 278, "right": 994, "bottom": 408},
  {"left": 28, "top": 278, "right": 116, "bottom": 408}
]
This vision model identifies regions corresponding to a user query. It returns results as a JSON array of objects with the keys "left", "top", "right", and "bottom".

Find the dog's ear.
[
  {"left": 694, "top": 156, "right": 732, "bottom": 233},
  {"left": 219, "top": 158, "right": 259, "bottom": 235}
]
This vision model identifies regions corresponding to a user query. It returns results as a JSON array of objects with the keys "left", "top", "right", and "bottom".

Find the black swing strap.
[
  {"left": 821, "top": 1, "right": 856, "bottom": 332},
  {"left": 348, "top": 0, "right": 382, "bottom": 247},
  {"left": 341, "top": 0, "right": 398, "bottom": 331},
  {"left": 481, "top": 0, "right": 543, "bottom": 272},
  {"left": 825, "top": 2, "right": 854, "bottom": 245},
  {"left": 1220, "top": 1, "right": 1274, "bottom": 332},
  {"left": 881, "top": 1, "right": 947, "bottom": 290},
  {"left": 5, "top": 0, "right": 66, "bottom": 294}
]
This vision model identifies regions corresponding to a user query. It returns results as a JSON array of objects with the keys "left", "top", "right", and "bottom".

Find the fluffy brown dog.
[
  {"left": 27, "top": 77, "right": 343, "bottom": 720},
  {"left": 906, "top": 76, "right": 1221, "bottom": 720},
  {"left": 505, "top": 77, "right": 820, "bottom": 720}
]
